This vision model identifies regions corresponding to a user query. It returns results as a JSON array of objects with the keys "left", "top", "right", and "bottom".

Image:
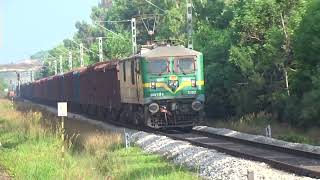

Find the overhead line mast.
[
  {"left": 187, "top": 0, "right": 193, "bottom": 49},
  {"left": 131, "top": 18, "right": 137, "bottom": 55},
  {"left": 98, "top": 37, "right": 103, "bottom": 62}
]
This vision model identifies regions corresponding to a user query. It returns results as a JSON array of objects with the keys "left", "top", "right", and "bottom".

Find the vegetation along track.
[
  {"left": 155, "top": 129, "right": 320, "bottom": 179},
  {"left": 22, "top": 99, "right": 320, "bottom": 178}
]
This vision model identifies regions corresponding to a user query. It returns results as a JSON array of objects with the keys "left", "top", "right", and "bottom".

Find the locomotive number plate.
[
  {"left": 150, "top": 92, "right": 164, "bottom": 97},
  {"left": 187, "top": 90, "right": 197, "bottom": 95}
]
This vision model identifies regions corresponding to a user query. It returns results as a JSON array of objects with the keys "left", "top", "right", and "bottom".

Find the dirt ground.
[{"left": 0, "top": 167, "right": 11, "bottom": 180}]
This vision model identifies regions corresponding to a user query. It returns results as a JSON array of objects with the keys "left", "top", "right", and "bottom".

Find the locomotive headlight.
[
  {"left": 149, "top": 103, "right": 159, "bottom": 114},
  {"left": 191, "top": 79, "right": 196, "bottom": 87},
  {"left": 192, "top": 101, "right": 203, "bottom": 111},
  {"left": 151, "top": 81, "right": 156, "bottom": 89}
]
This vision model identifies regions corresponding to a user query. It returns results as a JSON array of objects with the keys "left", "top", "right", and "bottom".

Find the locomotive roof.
[{"left": 141, "top": 46, "right": 201, "bottom": 58}]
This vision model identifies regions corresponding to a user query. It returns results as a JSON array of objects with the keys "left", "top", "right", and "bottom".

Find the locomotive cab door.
[{"left": 134, "top": 58, "right": 144, "bottom": 104}]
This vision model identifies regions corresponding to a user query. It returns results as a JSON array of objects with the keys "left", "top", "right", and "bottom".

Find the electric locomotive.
[{"left": 118, "top": 46, "right": 205, "bottom": 130}]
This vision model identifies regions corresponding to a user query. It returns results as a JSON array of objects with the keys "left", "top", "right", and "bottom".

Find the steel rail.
[{"left": 192, "top": 129, "right": 320, "bottom": 160}]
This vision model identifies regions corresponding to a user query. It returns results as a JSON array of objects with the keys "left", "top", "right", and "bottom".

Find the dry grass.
[
  {"left": 0, "top": 99, "right": 198, "bottom": 179},
  {"left": 0, "top": 99, "right": 114, "bottom": 179},
  {"left": 82, "top": 132, "right": 122, "bottom": 156}
]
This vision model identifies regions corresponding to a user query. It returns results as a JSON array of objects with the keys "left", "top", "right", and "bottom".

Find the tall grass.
[{"left": 0, "top": 99, "right": 199, "bottom": 179}]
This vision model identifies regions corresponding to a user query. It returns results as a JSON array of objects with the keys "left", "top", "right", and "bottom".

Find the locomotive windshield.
[
  {"left": 147, "top": 59, "right": 168, "bottom": 75},
  {"left": 175, "top": 57, "right": 195, "bottom": 74}
]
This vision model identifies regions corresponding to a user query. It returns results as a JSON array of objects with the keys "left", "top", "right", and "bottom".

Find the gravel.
[
  {"left": 194, "top": 126, "right": 320, "bottom": 154},
  {"left": 130, "top": 131, "right": 316, "bottom": 180}
]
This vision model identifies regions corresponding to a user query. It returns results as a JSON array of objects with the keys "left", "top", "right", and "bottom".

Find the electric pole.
[
  {"left": 30, "top": 71, "right": 34, "bottom": 82},
  {"left": 98, "top": 37, "right": 103, "bottom": 62},
  {"left": 68, "top": 51, "right": 73, "bottom": 70},
  {"left": 131, "top": 18, "right": 137, "bottom": 54},
  {"left": 80, "top": 43, "right": 84, "bottom": 67},
  {"left": 54, "top": 59, "right": 58, "bottom": 75},
  {"left": 187, "top": 0, "right": 193, "bottom": 49},
  {"left": 59, "top": 55, "right": 63, "bottom": 74},
  {"left": 16, "top": 72, "right": 20, "bottom": 97}
]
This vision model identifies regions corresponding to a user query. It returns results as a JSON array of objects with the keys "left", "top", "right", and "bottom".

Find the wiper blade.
[{"left": 179, "top": 66, "right": 186, "bottom": 75}]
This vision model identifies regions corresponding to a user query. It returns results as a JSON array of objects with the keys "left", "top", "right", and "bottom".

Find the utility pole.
[
  {"left": 187, "top": 0, "right": 193, "bottom": 49},
  {"left": 131, "top": 18, "right": 137, "bottom": 55},
  {"left": 59, "top": 55, "right": 63, "bottom": 74},
  {"left": 68, "top": 51, "right": 73, "bottom": 70},
  {"left": 30, "top": 71, "right": 34, "bottom": 82},
  {"left": 98, "top": 37, "right": 103, "bottom": 62},
  {"left": 80, "top": 43, "right": 84, "bottom": 67},
  {"left": 54, "top": 59, "right": 58, "bottom": 75},
  {"left": 16, "top": 72, "right": 20, "bottom": 97}
]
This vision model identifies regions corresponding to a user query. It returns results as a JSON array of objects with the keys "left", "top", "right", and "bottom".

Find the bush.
[{"left": 277, "top": 133, "right": 312, "bottom": 144}]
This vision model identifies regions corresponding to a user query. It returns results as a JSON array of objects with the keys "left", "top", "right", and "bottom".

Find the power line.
[
  {"left": 144, "top": 0, "right": 166, "bottom": 13},
  {"left": 94, "top": 22, "right": 128, "bottom": 40},
  {"left": 56, "top": 48, "right": 68, "bottom": 55},
  {"left": 70, "top": 39, "right": 99, "bottom": 56},
  {"left": 96, "top": 20, "right": 131, "bottom": 23}
]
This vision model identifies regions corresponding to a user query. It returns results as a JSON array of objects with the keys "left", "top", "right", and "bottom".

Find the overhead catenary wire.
[
  {"left": 95, "top": 20, "right": 132, "bottom": 23},
  {"left": 47, "top": 53, "right": 58, "bottom": 60},
  {"left": 56, "top": 48, "right": 68, "bottom": 55},
  {"left": 81, "top": 36, "right": 113, "bottom": 40},
  {"left": 143, "top": 0, "right": 166, "bottom": 13},
  {"left": 94, "top": 22, "right": 128, "bottom": 40},
  {"left": 70, "top": 39, "right": 99, "bottom": 57}
]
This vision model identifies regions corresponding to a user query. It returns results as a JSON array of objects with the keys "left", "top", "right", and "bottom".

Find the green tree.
[
  {"left": 0, "top": 78, "right": 8, "bottom": 97},
  {"left": 289, "top": 0, "right": 320, "bottom": 126}
]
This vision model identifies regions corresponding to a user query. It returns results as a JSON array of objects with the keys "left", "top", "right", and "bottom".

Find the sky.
[{"left": 0, "top": 0, "right": 100, "bottom": 64}]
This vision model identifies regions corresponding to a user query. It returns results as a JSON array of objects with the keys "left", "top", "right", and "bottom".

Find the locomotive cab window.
[
  {"left": 175, "top": 57, "right": 195, "bottom": 74},
  {"left": 147, "top": 58, "right": 168, "bottom": 75}
]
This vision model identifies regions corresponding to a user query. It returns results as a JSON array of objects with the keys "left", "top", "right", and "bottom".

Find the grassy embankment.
[
  {"left": 0, "top": 99, "right": 199, "bottom": 179},
  {"left": 206, "top": 112, "right": 320, "bottom": 145}
]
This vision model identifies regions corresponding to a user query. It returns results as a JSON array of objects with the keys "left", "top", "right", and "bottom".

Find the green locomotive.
[{"left": 118, "top": 46, "right": 205, "bottom": 130}]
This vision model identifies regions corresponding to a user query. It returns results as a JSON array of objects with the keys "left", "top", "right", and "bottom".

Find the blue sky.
[{"left": 0, "top": 0, "right": 100, "bottom": 64}]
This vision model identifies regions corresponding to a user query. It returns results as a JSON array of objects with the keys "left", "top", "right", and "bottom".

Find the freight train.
[{"left": 20, "top": 46, "right": 205, "bottom": 130}]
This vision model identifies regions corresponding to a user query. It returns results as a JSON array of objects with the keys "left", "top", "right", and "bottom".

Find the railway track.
[
  {"left": 156, "top": 130, "right": 320, "bottom": 179},
  {"left": 20, "top": 99, "right": 320, "bottom": 178}
]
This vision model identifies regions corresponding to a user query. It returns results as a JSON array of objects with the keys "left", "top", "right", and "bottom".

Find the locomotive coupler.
[{"left": 160, "top": 106, "right": 173, "bottom": 124}]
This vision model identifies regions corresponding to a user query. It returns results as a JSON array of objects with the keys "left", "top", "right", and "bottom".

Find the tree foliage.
[
  {"left": 30, "top": 0, "right": 320, "bottom": 127},
  {"left": 0, "top": 78, "right": 8, "bottom": 97}
]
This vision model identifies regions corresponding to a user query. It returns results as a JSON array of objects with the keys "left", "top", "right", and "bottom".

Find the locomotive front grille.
[{"left": 149, "top": 100, "right": 199, "bottom": 128}]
